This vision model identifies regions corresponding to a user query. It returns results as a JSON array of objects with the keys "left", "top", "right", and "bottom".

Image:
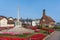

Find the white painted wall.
[
  {"left": 32, "top": 19, "right": 40, "bottom": 26},
  {"left": 32, "top": 21, "right": 36, "bottom": 26},
  {"left": 35, "top": 20, "right": 40, "bottom": 25},
  {"left": 0, "top": 18, "right": 7, "bottom": 27}
]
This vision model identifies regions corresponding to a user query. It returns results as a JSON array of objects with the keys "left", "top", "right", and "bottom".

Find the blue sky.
[{"left": 0, "top": 0, "right": 60, "bottom": 22}]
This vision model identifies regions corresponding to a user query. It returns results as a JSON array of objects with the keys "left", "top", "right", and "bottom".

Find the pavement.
[{"left": 46, "top": 31, "right": 60, "bottom": 40}]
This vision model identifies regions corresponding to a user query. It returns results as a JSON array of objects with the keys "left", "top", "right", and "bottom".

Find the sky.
[{"left": 0, "top": 0, "right": 60, "bottom": 22}]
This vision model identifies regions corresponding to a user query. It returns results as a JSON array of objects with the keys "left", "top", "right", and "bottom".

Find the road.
[{"left": 46, "top": 31, "right": 60, "bottom": 40}]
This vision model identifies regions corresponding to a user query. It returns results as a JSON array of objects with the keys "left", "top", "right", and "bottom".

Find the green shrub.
[{"left": 37, "top": 25, "right": 42, "bottom": 29}]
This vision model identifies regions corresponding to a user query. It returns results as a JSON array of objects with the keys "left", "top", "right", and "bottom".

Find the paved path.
[{"left": 46, "top": 31, "right": 60, "bottom": 40}]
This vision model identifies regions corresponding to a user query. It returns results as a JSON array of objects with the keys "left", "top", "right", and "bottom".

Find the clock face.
[{"left": 43, "top": 19, "right": 45, "bottom": 22}]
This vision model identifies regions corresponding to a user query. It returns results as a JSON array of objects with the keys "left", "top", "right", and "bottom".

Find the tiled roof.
[
  {"left": 0, "top": 16, "right": 14, "bottom": 24},
  {"left": 0, "top": 16, "right": 7, "bottom": 20},
  {"left": 40, "top": 9, "right": 55, "bottom": 25},
  {"left": 41, "top": 15, "right": 55, "bottom": 22},
  {"left": 8, "top": 17, "right": 13, "bottom": 19}
]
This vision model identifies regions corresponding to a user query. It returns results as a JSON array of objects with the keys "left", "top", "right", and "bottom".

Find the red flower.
[
  {"left": 31, "top": 27, "right": 37, "bottom": 30},
  {"left": 2, "top": 37, "right": 12, "bottom": 40},
  {"left": 0, "top": 37, "right": 28, "bottom": 40},
  {"left": 0, "top": 36, "right": 3, "bottom": 40},
  {"left": 48, "top": 29, "right": 54, "bottom": 33},
  {"left": 29, "top": 34, "right": 46, "bottom": 40},
  {"left": 12, "top": 38, "right": 21, "bottom": 40}
]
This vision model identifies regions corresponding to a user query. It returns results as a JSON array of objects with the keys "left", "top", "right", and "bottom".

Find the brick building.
[{"left": 40, "top": 9, "right": 55, "bottom": 27}]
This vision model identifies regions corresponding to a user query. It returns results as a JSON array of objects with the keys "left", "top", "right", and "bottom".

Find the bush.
[
  {"left": 37, "top": 25, "right": 42, "bottom": 29},
  {"left": 45, "top": 25, "right": 49, "bottom": 28},
  {"left": 54, "top": 27, "right": 57, "bottom": 29},
  {"left": 54, "top": 26, "right": 60, "bottom": 29}
]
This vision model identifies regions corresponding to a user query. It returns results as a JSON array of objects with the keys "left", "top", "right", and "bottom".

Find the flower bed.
[
  {"left": 42, "top": 28, "right": 55, "bottom": 33},
  {"left": 1, "top": 32, "right": 18, "bottom": 35},
  {"left": 0, "top": 33, "right": 47, "bottom": 40},
  {"left": 2, "top": 37, "right": 12, "bottom": 40},
  {"left": 0, "top": 32, "right": 32, "bottom": 38},
  {"left": 28, "top": 34, "right": 46, "bottom": 40},
  {"left": 34, "top": 29, "right": 40, "bottom": 32},
  {"left": 0, "top": 27, "right": 53, "bottom": 40},
  {"left": 42, "top": 28, "right": 48, "bottom": 31},
  {"left": 23, "top": 32, "right": 31, "bottom": 35},
  {"left": 27, "top": 26, "right": 37, "bottom": 30},
  {"left": 48, "top": 29, "right": 55, "bottom": 33},
  {"left": 0, "top": 36, "right": 28, "bottom": 40}
]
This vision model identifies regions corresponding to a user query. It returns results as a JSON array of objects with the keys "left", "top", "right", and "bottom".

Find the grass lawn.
[
  {"left": 35, "top": 29, "right": 48, "bottom": 35},
  {"left": 0, "top": 34, "right": 32, "bottom": 38},
  {"left": 0, "top": 33, "right": 36, "bottom": 38}
]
